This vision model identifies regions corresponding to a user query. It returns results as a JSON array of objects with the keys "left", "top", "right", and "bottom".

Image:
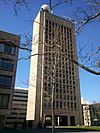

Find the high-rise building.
[
  {"left": 5, "top": 88, "right": 28, "bottom": 128},
  {"left": 27, "top": 5, "right": 82, "bottom": 127},
  {"left": 0, "top": 31, "right": 20, "bottom": 127}
]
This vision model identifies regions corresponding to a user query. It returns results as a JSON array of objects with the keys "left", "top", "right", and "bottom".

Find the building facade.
[
  {"left": 82, "top": 104, "right": 91, "bottom": 126},
  {"left": 0, "top": 31, "right": 20, "bottom": 127},
  {"left": 27, "top": 5, "right": 82, "bottom": 127},
  {"left": 5, "top": 88, "right": 28, "bottom": 128},
  {"left": 90, "top": 103, "right": 100, "bottom": 126}
]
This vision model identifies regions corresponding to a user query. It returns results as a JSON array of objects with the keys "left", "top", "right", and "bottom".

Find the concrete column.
[
  {"left": 42, "top": 114, "right": 46, "bottom": 128},
  {"left": 68, "top": 116, "right": 70, "bottom": 126},
  {"left": 57, "top": 117, "right": 60, "bottom": 126},
  {"left": 75, "top": 116, "right": 78, "bottom": 126}
]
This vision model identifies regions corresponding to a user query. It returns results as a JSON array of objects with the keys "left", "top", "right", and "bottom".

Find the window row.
[
  {"left": 0, "top": 75, "right": 12, "bottom": 87},
  {"left": 0, "top": 94, "right": 9, "bottom": 108},
  {"left": 55, "top": 95, "right": 76, "bottom": 100},
  {"left": 0, "top": 58, "right": 14, "bottom": 71},
  {"left": 0, "top": 43, "right": 16, "bottom": 55},
  {"left": 45, "top": 19, "right": 72, "bottom": 32},
  {"left": 43, "top": 101, "right": 76, "bottom": 109}
]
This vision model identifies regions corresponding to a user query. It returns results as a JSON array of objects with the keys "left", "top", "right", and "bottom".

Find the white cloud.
[{"left": 81, "top": 97, "right": 91, "bottom": 104}]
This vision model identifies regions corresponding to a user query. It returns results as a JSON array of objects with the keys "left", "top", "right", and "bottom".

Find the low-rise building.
[
  {"left": 82, "top": 104, "right": 91, "bottom": 126},
  {"left": 81, "top": 98, "right": 100, "bottom": 126},
  {"left": 90, "top": 103, "right": 100, "bottom": 126},
  {"left": 5, "top": 88, "right": 28, "bottom": 128}
]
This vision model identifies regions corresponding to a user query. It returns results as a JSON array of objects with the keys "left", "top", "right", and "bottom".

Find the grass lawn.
[
  {"left": 55, "top": 126, "right": 100, "bottom": 131},
  {"left": 78, "top": 126, "right": 100, "bottom": 130}
]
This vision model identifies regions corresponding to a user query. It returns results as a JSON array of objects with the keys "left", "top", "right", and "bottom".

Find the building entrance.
[
  {"left": 70, "top": 116, "right": 75, "bottom": 126},
  {"left": 59, "top": 116, "right": 68, "bottom": 126},
  {"left": 45, "top": 115, "right": 68, "bottom": 126}
]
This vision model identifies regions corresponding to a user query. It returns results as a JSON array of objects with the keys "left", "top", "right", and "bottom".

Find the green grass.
[
  {"left": 55, "top": 126, "right": 100, "bottom": 131},
  {"left": 77, "top": 126, "right": 100, "bottom": 131}
]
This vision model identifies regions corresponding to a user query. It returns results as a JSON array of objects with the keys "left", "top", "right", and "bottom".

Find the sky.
[{"left": 0, "top": 0, "right": 100, "bottom": 103}]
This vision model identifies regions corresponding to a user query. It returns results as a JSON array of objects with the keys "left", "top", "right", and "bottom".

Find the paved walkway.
[{"left": 0, "top": 128, "right": 100, "bottom": 133}]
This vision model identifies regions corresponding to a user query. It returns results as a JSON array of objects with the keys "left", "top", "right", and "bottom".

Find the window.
[
  {"left": 0, "top": 44, "right": 5, "bottom": 51},
  {"left": 64, "top": 102, "right": 66, "bottom": 107},
  {"left": 56, "top": 89, "right": 58, "bottom": 93},
  {"left": 63, "top": 89, "right": 65, "bottom": 93},
  {"left": 70, "top": 91, "right": 72, "bottom": 94},
  {"left": 71, "top": 96, "right": 73, "bottom": 100},
  {"left": 60, "top": 101, "right": 62, "bottom": 108},
  {"left": 56, "top": 94, "right": 58, "bottom": 98},
  {"left": 60, "top": 95, "right": 62, "bottom": 99},
  {"left": 0, "top": 43, "right": 16, "bottom": 55},
  {"left": 67, "top": 102, "right": 70, "bottom": 108},
  {"left": 56, "top": 101, "right": 59, "bottom": 108},
  {"left": 67, "top": 95, "right": 69, "bottom": 100},
  {"left": 0, "top": 58, "right": 14, "bottom": 71},
  {"left": 71, "top": 102, "right": 73, "bottom": 108},
  {"left": 13, "top": 99, "right": 27, "bottom": 102},
  {"left": 0, "top": 75, "right": 12, "bottom": 87},
  {"left": 74, "top": 103, "right": 76, "bottom": 109},
  {"left": 63, "top": 95, "right": 66, "bottom": 99},
  {"left": 74, "top": 96, "right": 76, "bottom": 100},
  {"left": 0, "top": 94, "right": 9, "bottom": 108}
]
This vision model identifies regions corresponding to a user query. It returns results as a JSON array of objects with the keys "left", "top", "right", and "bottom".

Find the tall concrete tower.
[{"left": 27, "top": 5, "right": 82, "bottom": 127}]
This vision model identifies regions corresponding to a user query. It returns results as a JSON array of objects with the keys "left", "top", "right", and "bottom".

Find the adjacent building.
[
  {"left": 27, "top": 5, "right": 82, "bottom": 127},
  {"left": 0, "top": 31, "right": 20, "bottom": 127},
  {"left": 90, "top": 103, "right": 100, "bottom": 126},
  {"left": 82, "top": 104, "right": 91, "bottom": 126},
  {"left": 81, "top": 98, "right": 100, "bottom": 126},
  {"left": 5, "top": 88, "right": 28, "bottom": 128}
]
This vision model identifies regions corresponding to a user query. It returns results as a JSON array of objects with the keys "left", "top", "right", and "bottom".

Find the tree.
[
  {"left": 0, "top": 1, "right": 100, "bottom": 132},
  {"left": 0, "top": 0, "right": 100, "bottom": 75}
]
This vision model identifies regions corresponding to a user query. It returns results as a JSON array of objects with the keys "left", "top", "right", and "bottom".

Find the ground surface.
[{"left": 0, "top": 127, "right": 100, "bottom": 133}]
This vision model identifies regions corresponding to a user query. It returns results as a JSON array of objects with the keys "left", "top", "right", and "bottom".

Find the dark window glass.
[
  {"left": 60, "top": 101, "right": 62, "bottom": 108},
  {"left": 74, "top": 103, "right": 76, "bottom": 109},
  {"left": 0, "top": 75, "right": 12, "bottom": 87},
  {"left": 74, "top": 96, "right": 76, "bottom": 100},
  {"left": 5, "top": 45, "right": 11, "bottom": 53},
  {"left": 56, "top": 101, "right": 58, "bottom": 108},
  {"left": 0, "top": 44, "right": 5, "bottom": 52},
  {"left": 56, "top": 94, "right": 58, "bottom": 98},
  {"left": 13, "top": 99, "right": 27, "bottom": 102},
  {"left": 0, "top": 94, "right": 9, "bottom": 108},
  {"left": 13, "top": 95, "right": 28, "bottom": 98},
  {"left": 0, "top": 58, "right": 14, "bottom": 71},
  {"left": 67, "top": 102, "right": 70, "bottom": 108},
  {"left": 67, "top": 95, "right": 69, "bottom": 100},
  {"left": 0, "top": 43, "right": 16, "bottom": 55},
  {"left": 56, "top": 89, "right": 58, "bottom": 93},
  {"left": 71, "top": 102, "right": 73, "bottom": 108},
  {"left": 71, "top": 96, "right": 73, "bottom": 100}
]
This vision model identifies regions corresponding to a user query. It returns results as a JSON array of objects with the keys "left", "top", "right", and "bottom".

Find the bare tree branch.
[
  {"left": 77, "top": 12, "right": 100, "bottom": 31},
  {"left": 13, "top": 0, "right": 30, "bottom": 15},
  {"left": 49, "top": 0, "right": 72, "bottom": 10}
]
